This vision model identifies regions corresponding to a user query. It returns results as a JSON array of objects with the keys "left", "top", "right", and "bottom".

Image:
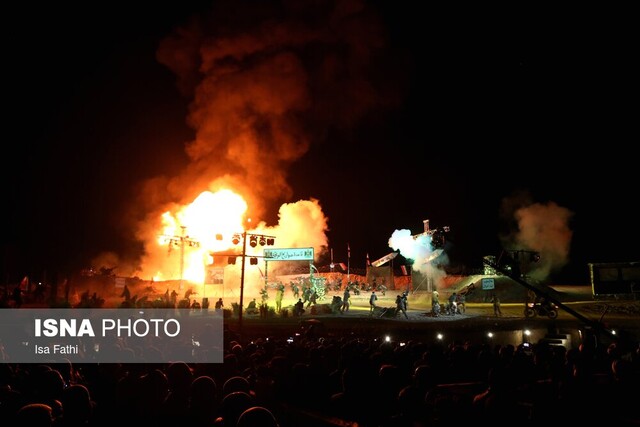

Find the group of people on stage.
[{"left": 431, "top": 290, "right": 467, "bottom": 316}]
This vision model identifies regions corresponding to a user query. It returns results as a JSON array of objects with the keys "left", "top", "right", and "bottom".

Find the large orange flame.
[
  {"left": 133, "top": 188, "right": 329, "bottom": 300},
  {"left": 153, "top": 189, "right": 248, "bottom": 283}
]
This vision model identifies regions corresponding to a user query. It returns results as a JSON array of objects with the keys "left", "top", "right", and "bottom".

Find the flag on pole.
[{"left": 347, "top": 243, "right": 351, "bottom": 280}]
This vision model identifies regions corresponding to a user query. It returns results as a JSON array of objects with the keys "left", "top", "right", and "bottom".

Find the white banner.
[
  {"left": 205, "top": 266, "right": 225, "bottom": 285},
  {"left": 264, "top": 247, "right": 314, "bottom": 261}
]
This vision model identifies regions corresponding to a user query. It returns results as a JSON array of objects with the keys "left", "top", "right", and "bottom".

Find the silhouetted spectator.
[
  {"left": 329, "top": 364, "right": 378, "bottom": 426},
  {"left": 162, "top": 361, "right": 194, "bottom": 421},
  {"left": 188, "top": 375, "right": 218, "bottom": 426},
  {"left": 223, "top": 376, "right": 253, "bottom": 398},
  {"left": 237, "top": 406, "right": 280, "bottom": 427},
  {"left": 15, "top": 403, "right": 53, "bottom": 427},
  {"left": 137, "top": 369, "right": 169, "bottom": 423},
  {"left": 59, "top": 384, "right": 95, "bottom": 426},
  {"left": 33, "top": 368, "right": 65, "bottom": 418},
  {"left": 472, "top": 366, "right": 518, "bottom": 421},
  {"left": 213, "top": 391, "right": 254, "bottom": 426}
]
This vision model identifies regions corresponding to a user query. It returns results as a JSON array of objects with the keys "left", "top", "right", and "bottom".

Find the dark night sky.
[{"left": 3, "top": 1, "right": 638, "bottom": 285}]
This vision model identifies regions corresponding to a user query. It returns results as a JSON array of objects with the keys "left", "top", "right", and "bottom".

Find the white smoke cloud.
[{"left": 388, "top": 228, "right": 449, "bottom": 289}]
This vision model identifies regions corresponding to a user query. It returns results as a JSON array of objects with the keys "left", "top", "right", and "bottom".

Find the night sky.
[{"left": 3, "top": 1, "right": 638, "bottom": 286}]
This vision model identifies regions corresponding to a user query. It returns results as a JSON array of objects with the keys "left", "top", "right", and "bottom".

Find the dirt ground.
[{"left": 221, "top": 286, "right": 640, "bottom": 350}]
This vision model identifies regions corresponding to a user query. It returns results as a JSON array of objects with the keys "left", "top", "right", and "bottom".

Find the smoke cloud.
[
  {"left": 101, "top": 1, "right": 408, "bottom": 290},
  {"left": 388, "top": 228, "right": 449, "bottom": 290},
  {"left": 147, "top": 0, "right": 403, "bottom": 217},
  {"left": 500, "top": 192, "right": 574, "bottom": 281}
]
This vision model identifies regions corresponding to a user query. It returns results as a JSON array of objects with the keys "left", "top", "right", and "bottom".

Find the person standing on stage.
[
  {"left": 341, "top": 287, "right": 351, "bottom": 313},
  {"left": 369, "top": 291, "right": 378, "bottom": 315}
]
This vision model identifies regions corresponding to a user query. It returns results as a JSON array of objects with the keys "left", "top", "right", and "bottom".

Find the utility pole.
[
  {"left": 347, "top": 243, "right": 350, "bottom": 283},
  {"left": 162, "top": 225, "right": 199, "bottom": 290},
  {"left": 239, "top": 231, "right": 248, "bottom": 330},
  {"left": 330, "top": 248, "right": 334, "bottom": 272},
  {"left": 231, "top": 231, "right": 276, "bottom": 331}
]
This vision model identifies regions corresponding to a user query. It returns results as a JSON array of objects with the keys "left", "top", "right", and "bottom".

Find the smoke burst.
[
  {"left": 150, "top": 0, "right": 403, "bottom": 218},
  {"left": 500, "top": 192, "right": 574, "bottom": 282},
  {"left": 388, "top": 228, "right": 449, "bottom": 290},
  {"left": 105, "top": 1, "right": 407, "bottom": 288}
]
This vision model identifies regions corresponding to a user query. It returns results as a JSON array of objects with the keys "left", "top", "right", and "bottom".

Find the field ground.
[{"left": 221, "top": 286, "right": 640, "bottom": 350}]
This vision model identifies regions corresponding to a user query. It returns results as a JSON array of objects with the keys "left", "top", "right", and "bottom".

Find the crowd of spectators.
[{"left": 2, "top": 325, "right": 639, "bottom": 426}]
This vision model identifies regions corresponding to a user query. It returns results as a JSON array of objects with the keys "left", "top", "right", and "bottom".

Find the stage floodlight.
[
  {"left": 228, "top": 256, "right": 237, "bottom": 265},
  {"left": 232, "top": 234, "right": 240, "bottom": 245},
  {"left": 249, "top": 236, "right": 258, "bottom": 248},
  {"left": 249, "top": 257, "right": 258, "bottom": 265},
  {"left": 259, "top": 237, "right": 266, "bottom": 246},
  {"left": 266, "top": 238, "right": 275, "bottom": 246},
  {"left": 215, "top": 234, "right": 223, "bottom": 241}
]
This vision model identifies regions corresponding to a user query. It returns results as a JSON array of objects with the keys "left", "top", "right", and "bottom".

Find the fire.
[
  {"left": 153, "top": 189, "right": 248, "bottom": 283},
  {"left": 163, "top": 189, "right": 248, "bottom": 249},
  {"left": 130, "top": 187, "right": 329, "bottom": 300}
]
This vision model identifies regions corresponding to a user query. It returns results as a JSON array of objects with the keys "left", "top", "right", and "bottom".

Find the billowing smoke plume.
[
  {"left": 100, "top": 1, "right": 406, "bottom": 294},
  {"left": 388, "top": 228, "right": 449, "bottom": 290},
  {"left": 144, "top": 0, "right": 402, "bottom": 216},
  {"left": 500, "top": 192, "right": 573, "bottom": 282}
]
